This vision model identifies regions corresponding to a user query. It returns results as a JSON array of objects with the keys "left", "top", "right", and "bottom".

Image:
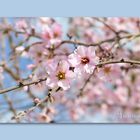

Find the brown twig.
[
  {"left": 1, "top": 59, "right": 140, "bottom": 94},
  {"left": 0, "top": 77, "right": 47, "bottom": 94},
  {"left": 58, "top": 33, "right": 140, "bottom": 48},
  {"left": 12, "top": 95, "right": 49, "bottom": 120}
]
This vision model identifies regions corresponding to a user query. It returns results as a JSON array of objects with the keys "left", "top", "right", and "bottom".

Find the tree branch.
[
  {"left": 58, "top": 33, "right": 140, "bottom": 47},
  {"left": 12, "top": 95, "right": 49, "bottom": 120},
  {"left": 1, "top": 59, "right": 140, "bottom": 94},
  {"left": 96, "top": 59, "right": 140, "bottom": 67},
  {"left": 0, "top": 77, "right": 47, "bottom": 94}
]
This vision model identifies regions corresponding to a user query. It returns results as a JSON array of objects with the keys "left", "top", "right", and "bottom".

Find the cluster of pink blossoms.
[
  {"left": 46, "top": 46, "right": 99, "bottom": 90},
  {"left": 15, "top": 19, "right": 28, "bottom": 31},
  {"left": 41, "top": 22, "right": 62, "bottom": 48},
  {"left": 2, "top": 17, "right": 140, "bottom": 123}
]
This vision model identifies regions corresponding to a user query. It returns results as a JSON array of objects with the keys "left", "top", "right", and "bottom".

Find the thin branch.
[
  {"left": 1, "top": 59, "right": 140, "bottom": 94},
  {"left": 3, "top": 64, "right": 20, "bottom": 80},
  {"left": 94, "top": 17, "right": 117, "bottom": 34},
  {"left": 0, "top": 77, "right": 47, "bottom": 94},
  {"left": 78, "top": 69, "right": 96, "bottom": 97},
  {"left": 58, "top": 33, "right": 140, "bottom": 47},
  {"left": 12, "top": 95, "right": 49, "bottom": 120},
  {"left": 4, "top": 94, "right": 19, "bottom": 122},
  {"left": 96, "top": 59, "right": 140, "bottom": 67}
]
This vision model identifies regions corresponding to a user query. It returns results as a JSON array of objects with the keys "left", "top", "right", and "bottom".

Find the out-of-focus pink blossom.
[
  {"left": 15, "top": 19, "right": 28, "bottom": 31},
  {"left": 41, "top": 23, "right": 62, "bottom": 49},
  {"left": 52, "top": 23, "right": 62, "bottom": 38},
  {"left": 42, "top": 26, "right": 53, "bottom": 41},
  {"left": 23, "top": 86, "right": 28, "bottom": 91},
  {"left": 114, "top": 86, "right": 129, "bottom": 105},
  {"left": 34, "top": 98, "right": 41, "bottom": 104},
  {"left": 97, "top": 64, "right": 122, "bottom": 82},
  {"left": 29, "top": 45, "right": 48, "bottom": 63},
  {"left": 15, "top": 46, "right": 25, "bottom": 53},
  {"left": 27, "top": 64, "right": 36, "bottom": 70},
  {"left": 39, "top": 17, "right": 53, "bottom": 25},
  {"left": 0, "top": 66, "right": 4, "bottom": 81},
  {"left": 37, "top": 107, "right": 57, "bottom": 123}
]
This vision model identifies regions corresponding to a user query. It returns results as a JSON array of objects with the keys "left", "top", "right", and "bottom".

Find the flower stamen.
[
  {"left": 81, "top": 57, "right": 90, "bottom": 64},
  {"left": 57, "top": 71, "right": 65, "bottom": 80}
]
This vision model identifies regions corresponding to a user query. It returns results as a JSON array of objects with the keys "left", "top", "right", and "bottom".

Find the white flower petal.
[
  {"left": 77, "top": 45, "right": 87, "bottom": 57},
  {"left": 58, "top": 80, "right": 70, "bottom": 90},
  {"left": 68, "top": 53, "right": 80, "bottom": 67}
]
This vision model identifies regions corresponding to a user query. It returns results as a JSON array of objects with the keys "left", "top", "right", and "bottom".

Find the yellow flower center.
[{"left": 57, "top": 71, "right": 66, "bottom": 80}]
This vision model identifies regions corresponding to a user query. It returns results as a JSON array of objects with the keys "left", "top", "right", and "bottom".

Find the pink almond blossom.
[
  {"left": 68, "top": 45, "right": 99, "bottom": 75},
  {"left": 96, "top": 64, "right": 122, "bottom": 82},
  {"left": 29, "top": 45, "right": 48, "bottom": 64},
  {"left": 46, "top": 60, "right": 75, "bottom": 90}
]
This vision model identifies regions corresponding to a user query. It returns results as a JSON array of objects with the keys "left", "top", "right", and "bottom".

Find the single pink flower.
[
  {"left": 15, "top": 19, "right": 28, "bottom": 31},
  {"left": 29, "top": 45, "right": 48, "bottom": 63},
  {"left": 15, "top": 46, "right": 25, "bottom": 53},
  {"left": 68, "top": 45, "right": 99, "bottom": 74},
  {"left": 42, "top": 26, "right": 53, "bottom": 41},
  {"left": 96, "top": 64, "right": 122, "bottom": 82},
  {"left": 39, "top": 17, "right": 53, "bottom": 25},
  {"left": 0, "top": 66, "right": 4, "bottom": 81},
  {"left": 41, "top": 23, "right": 62, "bottom": 48},
  {"left": 37, "top": 107, "right": 56, "bottom": 123},
  {"left": 114, "top": 86, "right": 129, "bottom": 105},
  {"left": 46, "top": 60, "right": 75, "bottom": 90},
  {"left": 52, "top": 23, "right": 62, "bottom": 38}
]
